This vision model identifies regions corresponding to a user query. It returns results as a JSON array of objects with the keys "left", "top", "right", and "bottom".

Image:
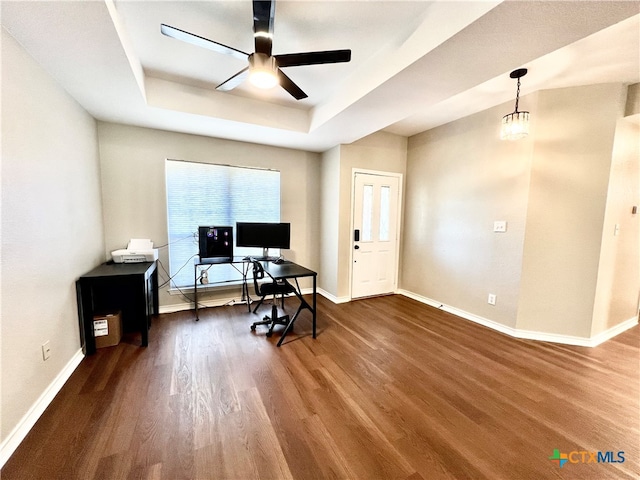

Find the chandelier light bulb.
[{"left": 501, "top": 112, "right": 530, "bottom": 140}]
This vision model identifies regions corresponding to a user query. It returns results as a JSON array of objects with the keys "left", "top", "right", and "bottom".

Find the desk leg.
[
  {"left": 194, "top": 264, "right": 199, "bottom": 321},
  {"left": 77, "top": 280, "right": 97, "bottom": 355},
  {"left": 276, "top": 277, "right": 316, "bottom": 347},
  {"left": 139, "top": 276, "right": 149, "bottom": 347},
  {"left": 243, "top": 261, "right": 251, "bottom": 312},
  {"left": 152, "top": 267, "right": 159, "bottom": 315},
  {"left": 313, "top": 275, "right": 317, "bottom": 339},
  {"left": 141, "top": 262, "right": 158, "bottom": 347},
  {"left": 277, "top": 304, "right": 303, "bottom": 347}
]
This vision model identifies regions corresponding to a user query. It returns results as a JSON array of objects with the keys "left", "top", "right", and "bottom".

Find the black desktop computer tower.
[{"left": 198, "top": 226, "right": 233, "bottom": 260}]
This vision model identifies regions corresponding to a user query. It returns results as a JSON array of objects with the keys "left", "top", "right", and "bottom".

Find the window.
[
  {"left": 361, "top": 184, "right": 373, "bottom": 241},
  {"left": 379, "top": 185, "right": 390, "bottom": 241},
  {"left": 165, "top": 159, "right": 280, "bottom": 288}
]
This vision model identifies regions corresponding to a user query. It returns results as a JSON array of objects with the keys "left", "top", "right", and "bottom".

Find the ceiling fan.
[{"left": 160, "top": 0, "right": 352, "bottom": 100}]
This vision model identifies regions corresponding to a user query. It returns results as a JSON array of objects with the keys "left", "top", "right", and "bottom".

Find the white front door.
[{"left": 351, "top": 171, "right": 401, "bottom": 299}]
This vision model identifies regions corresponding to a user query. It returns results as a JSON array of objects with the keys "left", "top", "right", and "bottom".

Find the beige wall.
[
  {"left": 404, "top": 82, "right": 636, "bottom": 339},
  {"left": 1, "top": 30, "right": 105, "bottom": 444},
  {"left": 319, "top": 146, "right": 341, "bottom": 296},
  {"left": 319, "top": 131, "right": 407, "bottom": 300},
  {"left": 404, "top": 98, "right": 535, "bottom": 327},
  {"left": 97, "top": 122, "right": 321, "bottom": 308},
  {"left": 516, "top": 84, "right": 627, "bottom": 336},
  {"left": 592, "top": 116, "right": 640, "bottom": 335}
]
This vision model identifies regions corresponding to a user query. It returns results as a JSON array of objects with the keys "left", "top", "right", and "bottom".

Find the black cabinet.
[{"left": 76, "top": 262, "right": 159, "bottom": 355}]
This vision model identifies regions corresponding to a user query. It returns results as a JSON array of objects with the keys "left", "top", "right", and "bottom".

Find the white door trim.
[{"left": 349, "top": 168, "right": 403, "bottom": 300}]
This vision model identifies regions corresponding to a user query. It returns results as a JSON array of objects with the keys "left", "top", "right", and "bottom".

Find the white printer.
[{"left": 111, "top": 239, "right": 159, "bottom": 263}]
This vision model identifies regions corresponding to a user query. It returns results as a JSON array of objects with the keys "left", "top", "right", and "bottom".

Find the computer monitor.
[
  {"left": 236, "top": 222, "right": 290, "bottom": 258},
  {"left": 198, "top": 226, "right": 233, "bottom": 260}
]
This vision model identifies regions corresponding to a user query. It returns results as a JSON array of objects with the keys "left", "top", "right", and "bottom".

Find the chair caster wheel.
[
  {"left": 250, "top": 325, "right": 256, "bottom": 331},
  {"left": 266, "top": 332, "right": 273, "bottom": 337}
]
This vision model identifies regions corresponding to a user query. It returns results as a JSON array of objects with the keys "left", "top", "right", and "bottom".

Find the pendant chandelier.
[{"left": 500, "top": 68, "right": 530, "bottom": 140}]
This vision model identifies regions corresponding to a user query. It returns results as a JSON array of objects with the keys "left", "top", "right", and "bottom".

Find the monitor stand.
[{"left": 260, "top": 248, "right": 278, "bottom": 262}]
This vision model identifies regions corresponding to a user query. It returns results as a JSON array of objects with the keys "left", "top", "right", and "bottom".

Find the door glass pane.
[
  {"left": 379, "top": 185, "right": 390, "bottom": 241},
  {"left": 362, "top": 184, "right": 373, "bottom": 241}
]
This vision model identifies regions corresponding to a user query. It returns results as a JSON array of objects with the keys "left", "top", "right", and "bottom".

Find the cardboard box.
[{"left": 93, "top": 312, "right": 122, "bottom": 348}]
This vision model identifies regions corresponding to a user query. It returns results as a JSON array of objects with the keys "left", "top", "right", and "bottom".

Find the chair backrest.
[{"left": 252, "top": 261, "right": 265, "bottom": 293}]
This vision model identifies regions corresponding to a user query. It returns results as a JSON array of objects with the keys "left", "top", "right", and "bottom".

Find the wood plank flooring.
[{"left": 3, "top": 294, "right": 639, "bottom": 479}]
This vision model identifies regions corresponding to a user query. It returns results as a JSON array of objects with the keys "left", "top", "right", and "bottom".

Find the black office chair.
[{"left": 250, "top": 260, "right": 296, "bottom": 337}]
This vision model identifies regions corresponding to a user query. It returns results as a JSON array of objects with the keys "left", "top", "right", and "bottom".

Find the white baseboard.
[
  {"left": 513, "top": 328, "right": 597, "bottom": 347},
  {"left": 317, "top": 288, "right": 350, "bottom": 304},
  {"left": 0, "top": 348, "right": 85, "bottom": 468},
  {"left": 159, "top": 288, "right": 319, "bottom": 315},
  {"left": 159, "top": 295, "right": 248, "bottom": 314},
  {"left": 589, "top": 316, "right": 639, "bottom": 347},
  {"left": 397, "top": 289, "right": 638, "bottom": 348},
  {"left": 159, "top": 302, "right": 193, "bottom": 314}
]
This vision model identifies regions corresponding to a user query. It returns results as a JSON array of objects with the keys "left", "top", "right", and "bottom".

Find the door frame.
[{"left": 349, "top": 168, "right": 404, "bottom": 300}]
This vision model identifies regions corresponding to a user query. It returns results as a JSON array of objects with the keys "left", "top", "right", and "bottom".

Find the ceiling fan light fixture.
[
  {"left": 500, "top": 68, "right": 530, "bottom": 141},
  {"left": 248, "top": 53, "right": 278, "bottom": 89}
]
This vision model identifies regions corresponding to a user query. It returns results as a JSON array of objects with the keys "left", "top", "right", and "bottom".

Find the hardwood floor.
[{"left": 3, "top": 294, "right": 639, "bottom": 479}]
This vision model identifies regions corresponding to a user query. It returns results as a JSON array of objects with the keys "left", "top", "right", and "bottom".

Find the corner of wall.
[
  {"left": 318, "top": 146, "right": 342, "bottom": 297},
  {"left": 624, "top": 83, "right": 640, "bottom": 117},
  {"left": 591, "top": 114, "right": 640, "bottom": 337},
  {"left": 516, "top": 83, "right": 629, "bottom": 339}
]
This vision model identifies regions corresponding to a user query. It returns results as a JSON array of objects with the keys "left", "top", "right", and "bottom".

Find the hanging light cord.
[{"left": 514, "top": 77, "right": 521, "bottom": 113}]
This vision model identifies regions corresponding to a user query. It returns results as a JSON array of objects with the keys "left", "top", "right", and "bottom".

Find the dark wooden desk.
[
  {"left": 261, "top": 261, "right": 317, "bottom": 347},
  {"left": 77, "top": 261, "right": 158, "bottom": 355}
]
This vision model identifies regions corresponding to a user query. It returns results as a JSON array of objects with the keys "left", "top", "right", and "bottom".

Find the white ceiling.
[{"left": 2, "top": 1, "right": 639, "bottom": 152}]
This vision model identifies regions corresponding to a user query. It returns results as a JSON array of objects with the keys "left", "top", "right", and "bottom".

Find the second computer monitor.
[{"left": 236, "top": 222, "right": 290, "bottom": 257}]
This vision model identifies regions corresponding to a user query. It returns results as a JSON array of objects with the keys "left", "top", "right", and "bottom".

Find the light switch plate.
[
  {"left": 42, "top": 341, "right": 51, "bottom": 361},
  {"left": 494, "top": 221, "right": 507, "bottom": 233}
]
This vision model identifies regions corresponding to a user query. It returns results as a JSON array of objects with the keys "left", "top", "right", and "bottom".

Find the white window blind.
[{"left": 165, "top": 159, "right": 280, "bottom": 288}]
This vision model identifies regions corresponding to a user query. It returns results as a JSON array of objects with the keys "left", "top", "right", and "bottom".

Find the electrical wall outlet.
[
  {"left": 42, "top": 341, "right": 51, "bottom": 361},
  {"left": 488, "top": 294, "right": 497, "bottom": 306},
  {"left": 493, "top": 221, "right": 507, "bottom": 233}
]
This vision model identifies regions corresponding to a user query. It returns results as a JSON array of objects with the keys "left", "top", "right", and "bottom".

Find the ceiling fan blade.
[
  {"left": 216, "top": 67, "right": 249, "bottom": 91},
  {"left": 275, "top": 49, "right": 352, "bottom": 67},
  {"left": 161, "top": 24, "right": 249, "bottom": 62},
  {"left": 253, "top": 1, "right": 275, "bottom": 56},
  {"left": 277, "top": 69, "right": 307, "bottom": 100}
]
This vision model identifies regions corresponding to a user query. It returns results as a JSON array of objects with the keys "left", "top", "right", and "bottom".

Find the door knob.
[{"left": 354, "top": 245, "right": 360, "bottom": 250}]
